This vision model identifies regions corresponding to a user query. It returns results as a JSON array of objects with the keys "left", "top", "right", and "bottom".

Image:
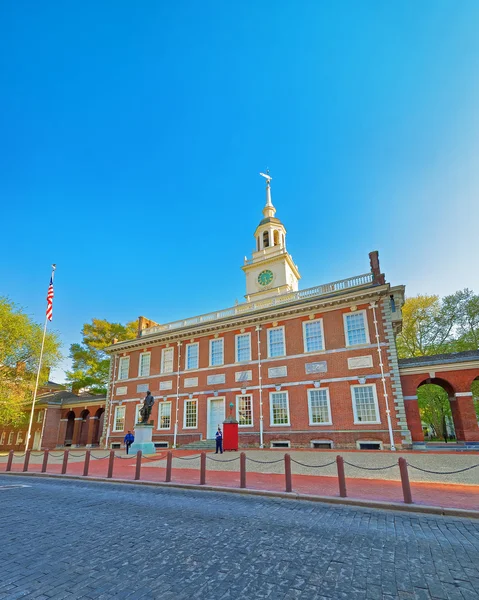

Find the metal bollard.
[
  {"left": 284, "top": 453, "right": 292, "bottom": 493},
  {"left": 165, "top": 451, "right": 172, "bottom": 482},
  {"left": 23, "top": 450, "right": 31, "bottom": 472},
  {"left": 107, "top": 450, "right": 115, "bottom": 479},
  {"left": 398, "top": 457, "right": 413, "bottom": 504},
  {"left": 61, "top": 450, "right": 69, "bottom": 475},
  {"left": 83, "top": 450, "right": 91, "bottom": 477},
  {"left": 200, "top": 452, "right": 206, "bottom": 485},
  {"left": 6, "top": 450, "right": 14, "bottom": 472},
  {"left": 240, "top": 452, "right": 246, "bottom": 489},
  {"left": 135, "top": 451, "right": 142, "bottom": 481},
  {"left": 336, "top": 455, "right": 347, "bottom": 498},
  {"left": 41, "top": 450, "right": 49, "bottom": 473}
]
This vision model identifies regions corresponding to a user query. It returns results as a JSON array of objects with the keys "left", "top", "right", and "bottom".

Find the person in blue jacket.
[
  {"left": 215, "top": 427, "right": 223, "bottom": 454},
  {"left": 124, "top": 431, "right": 134, "bottom": 454}
]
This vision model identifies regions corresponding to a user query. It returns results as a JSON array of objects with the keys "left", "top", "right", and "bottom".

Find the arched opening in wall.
[
  {"left": 472, "top": 377, "right": 479, "bottom": 426},
  {"left": 273, "top": 230, "right": 279, "bottom": 246},
  {"left": 92, "top": 408, "right": 105, "bottom": 446},
  {"left": 256, "top": 236, "right": 260, "bottom": 252},
  {"left": 417, "top": 378, "right": 457, "bottom": 443},
  {"left": 263, "top": 230, "right": 269, "bottom": 248},
  {"left": 64, "top": 411, "right": 75, "bottom": 446},
  {"left": 78, "top": 410, "right": 90, "bottom": 446}
]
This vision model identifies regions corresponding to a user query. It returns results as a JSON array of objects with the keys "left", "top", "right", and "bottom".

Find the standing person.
[
  {"left": 124, "top": 431, "right": 134, "bottom": 454},
  {"left": 215, "top": 427, "right": 223, "bottom": 454}
]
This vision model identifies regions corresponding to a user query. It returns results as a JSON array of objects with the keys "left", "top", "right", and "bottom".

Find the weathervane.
[{"left": 259, "top": 169, "right": 272, "bottom": 183}]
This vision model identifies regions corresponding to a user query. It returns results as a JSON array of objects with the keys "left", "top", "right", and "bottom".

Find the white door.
[
  {"left": 208, "top": 398, "right": 225, "bottom": 439},
  {"left": 33, "top": 431, "right": 41, "bottom": 451}
]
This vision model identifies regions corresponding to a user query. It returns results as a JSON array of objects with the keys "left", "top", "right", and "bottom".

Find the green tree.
[
  {"left": 66, "top": 318, "right": 137, "bottom": 395},
  {"left": 446, "top": 289, "right": 479, "bottom": 351},
  {"left": 417, "top": 384, "right": 453, "bottom": 442},
  {"left": 0, "top": 297, "right": 62, "bottom": 426},
  {"left": 472, "top": 379, "right": 479, "bottom": 422}
]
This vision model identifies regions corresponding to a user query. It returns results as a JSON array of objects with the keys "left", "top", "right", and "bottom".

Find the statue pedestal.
[{"left": 130, "top": 423, "right": 155, "bottom": 456}]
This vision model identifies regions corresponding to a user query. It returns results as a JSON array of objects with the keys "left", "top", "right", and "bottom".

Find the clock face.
[{"left": 258, "top": 270, "right": 274, "bottom": 286}]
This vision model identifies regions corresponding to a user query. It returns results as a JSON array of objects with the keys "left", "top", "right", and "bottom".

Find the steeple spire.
[{"left": 260, "top": 171, "right": 276, "bottom": 218}]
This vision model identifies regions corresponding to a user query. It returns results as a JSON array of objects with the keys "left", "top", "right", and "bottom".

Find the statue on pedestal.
[{"left": 139, "top": 391, "right": 155, "bottom": 424}]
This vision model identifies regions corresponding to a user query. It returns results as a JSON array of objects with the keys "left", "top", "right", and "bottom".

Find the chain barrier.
[
  {"left": 30, "top": 452, "right": 44, "bottom": 456},
  {"left": 90, "top": 453, "right": 111, "bottom": 460},
  {"left": 206, "top": 455, "right": 240, "bottom": 463},
  {"left": 246, "top": 457, "right": 284, "bottom": 465},
  {"left": 141, "top": 454, "right": 167, "bottom": 462},
  {"left": 69, "top": 452, "right": 87, "bottom": 458},
  {"left": 290, "top": 458, "right": 336, "bottom": 468},
  {"left": 114, "top": 454, "right": 136, "bottom": 460},
  {"left": 48, "top": 452, "right": 67, "bottom": 457},
  {"left": 12, "top": 452, "right": 27, "bottom": 458},
  {"left": 174, "top": 454, "right": 201, "bottom": 461},
  {"left": 407, "top": 463, "right": 479, "bottom": 475},
  {"left": 343, "top": 461, "right": 397, "bottom": 471}
]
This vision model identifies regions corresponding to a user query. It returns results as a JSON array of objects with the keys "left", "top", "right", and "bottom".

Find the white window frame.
[
  {"left": 351, "top": 384, "right": 381, "bottom": 425},
  {"left": 158, "top": 402, "right": 172, "bottom": 430},
  {"left": 267, "top": 326, "right": 286, "bottom": 358},
  {"left": 118, "top": 357, "right": 130, "bottom": 381},
  {"left": 185, "top": 342, "right": 199, "bottom": 370},
  {"left": 0, "top": 432, "right": 5, "bottom": 445},
  {"left": 113, "top": 406, "right": 126, "bottom": 432},
  {"left": 209, "top": 338, "right": 224, "bottom": 367},
  {"left": 236, "top": 394, "right": 253, "bottom": 427},
  {"left": 269, "top": 391, "right": 290, "bottom": 426},
  {"left": 183, "top": 399, "right": 198, "bottom": 429},
  {"left": 16, "top": 431, "right": 24, "bottom": 445},
  {"left": 37, "top": 410, "right": 44, "bottom": 423},
  {"left": 343, "top": 309, "right": 370, "bottom": 347},
  {"left": 7, "top": 432, "right": 14, "bottom": 445},
  {"left": 307, "top": 388, "right": 332, "bottom": 425},
  {"left": 303, "top": 318, "right": 325, "bottom": 353},
  {"left": 138, "top": 352, "right": 151, "bottom": 377},
  {"left": 235, "top": 333, "right": 252, "bottom": 363},
  {"left": 135, "top": 403, "right": 142, "bottom": 425},
  {"left": 160, "top": 347, "right": 174, "bottom": 374}
]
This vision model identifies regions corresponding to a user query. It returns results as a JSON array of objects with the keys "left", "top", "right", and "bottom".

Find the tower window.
[
  {"left": 273, "top": 230, "right": 279, "bottom": 246},
  {"left": 256, "top": 236, "right": 260, "bottom": 251},
  {"left": 263, "top": 231, "right": 269, "bottom": 247}
]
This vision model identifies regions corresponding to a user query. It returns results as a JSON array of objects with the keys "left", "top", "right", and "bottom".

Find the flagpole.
[{"left": 25, "top": 265, "right": 56, "bottom": 452}]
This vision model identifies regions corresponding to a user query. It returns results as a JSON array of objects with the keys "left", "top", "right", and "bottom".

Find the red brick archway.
[{"left": 399, "top": 352, "right": 479, "bottom": 444}]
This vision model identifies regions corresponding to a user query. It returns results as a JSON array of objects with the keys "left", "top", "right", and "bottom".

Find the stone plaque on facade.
[
  {"left": 268, "top": 366, "right": 287, "bottom": 378},
  {"left": 184, "top": 377, "right": 198, "bottom": 388},
  {"left": 159, "top": 380, "right": 173, "bottom": 390},
  {"left": 305, "top": 361, "right": 327, "bottom": 375},
  {"left": 235, "top": 370, "right": 253, "bottom": 382},
  {"left": 348, "top": 356, "right": 373, "bottom": 370},
  {"left": 207, "top": 374, "right": 225, "bottom": 385},
  {"left": 137, "top": 384, "right": 149, "bottom": 393},
  {"left": 116, "top": 386, "right": 127, "bottom": 396}
]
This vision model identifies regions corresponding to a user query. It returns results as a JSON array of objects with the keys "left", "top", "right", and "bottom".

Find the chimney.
[
  {"left": 137, "top": 316, "right": 145, "bottom": 338},
  {"left": 369, "top": 250, "right": 386, "bottom": 285}
]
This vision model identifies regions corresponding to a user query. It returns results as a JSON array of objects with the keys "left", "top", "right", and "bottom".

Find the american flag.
[{"left": 46, "top": 276, "right": 54, "bottom": 321}]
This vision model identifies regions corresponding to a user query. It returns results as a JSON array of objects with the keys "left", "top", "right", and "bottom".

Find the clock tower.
[{"left": 241, "top": 174, "right": 301, "bottom": 301}]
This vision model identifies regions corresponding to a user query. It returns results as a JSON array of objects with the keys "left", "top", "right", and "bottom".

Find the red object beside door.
[{"left": 223, "top": 420, "right": 238, "bottom": 451}]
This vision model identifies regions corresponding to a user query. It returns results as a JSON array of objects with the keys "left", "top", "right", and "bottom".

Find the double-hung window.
[
  {"left": 308, "top": 389, "right": 332, "bottom": 425},
  {"left": 37, "top": 410, "right": 44, "bottom": 423},
  {"left": 135, "top": 404, "right": 142, "bottom": 424},
  {"left": 209, "top": 339, "right": 224, "bottom": 366},
  {"left": 270, "top": 392, "right": 290, "bottom": 425},
  {"left": 186, "top": 343, "right": 199, "bottom": 370},
  {"left": 236, "top": 394, "right": 253, "bottom": 426},
  {"left": 0, "top": 432, "right": 5, "bottom": 445},
  {"left": 158, "top": 402, "right": 171, "bottom": 429},
  {"left": 7, "top": 432, "right": 14, "bottom": 445},
  {"left": 352, "top": 385, "right": 380, "bottom": 424},
  {"left": 139, "top": 352, "right": 151, "bottom": 377},
  {"left": 344, "top": 311, "right": 369, "bottom": 346},
  {"left": 235, "top": 334, "right": 251, "bottom": 362},
  {"left": 161, "top": 347, "right": 174, "bottom": 374},
  {"left": 268, "top": 327, "right": 285, "bottom": 358},
  {"left": 16, "top": 431, "right": 24, "bottom": 445},
  {"left": 303, "top": 320, "right": 325, "bottom": 353},
  {"left": 184, "top": 399, "right": 198, "bottom": 428},
  {"left": 118, "top": 357, "right": 130, "bottom": 380},
  {"left": 114, "top": 406, "right": 126, "bottom": 432}
]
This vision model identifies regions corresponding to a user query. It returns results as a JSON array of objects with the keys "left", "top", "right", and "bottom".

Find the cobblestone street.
[{"left": 1, "top": 475, "right": 479, "bottom": 599}]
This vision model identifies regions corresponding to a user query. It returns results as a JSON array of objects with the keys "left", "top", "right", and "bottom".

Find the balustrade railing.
[{"left": 140, "top": 272, "right": 374, "bottom": 336}]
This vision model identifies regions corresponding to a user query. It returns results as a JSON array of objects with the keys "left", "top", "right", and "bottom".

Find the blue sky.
[{"left": 1, "top": 1, "right": 479, "bottom": 381}]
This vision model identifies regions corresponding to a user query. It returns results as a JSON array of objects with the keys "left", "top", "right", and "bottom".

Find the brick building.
[{"left": 103, "top": 176, "right": 411, "bottom": 450}]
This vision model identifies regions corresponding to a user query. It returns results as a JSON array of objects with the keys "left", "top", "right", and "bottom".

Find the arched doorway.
[
  {"left": 417, "top": 380, "right": 456, "bottom": 443},
  {"left": 78, "top": 410, "right": 90, "bottom": 446},
  {"left": 91, "top": 408, "right": 105, "bottom": 446},
  {"left": 64, "top": 411, "right": 75, "bottom": 446}
]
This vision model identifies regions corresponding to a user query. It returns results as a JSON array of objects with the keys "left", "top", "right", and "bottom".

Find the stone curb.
[{"left": 3, "top": 471, "right": 479, "bottom": 520}]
